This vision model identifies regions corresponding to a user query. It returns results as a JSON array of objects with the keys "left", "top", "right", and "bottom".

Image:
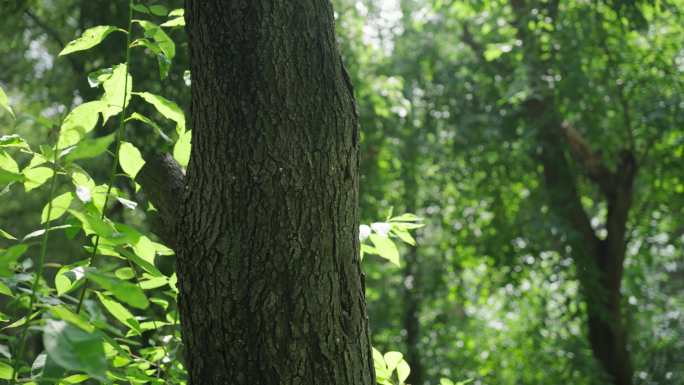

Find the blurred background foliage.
[{"left": 0, "top": 0, "right": 682, "bottom": 384}]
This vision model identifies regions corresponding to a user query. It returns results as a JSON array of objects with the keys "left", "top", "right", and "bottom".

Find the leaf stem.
[
  {"left": 12, "top": 130, "right": 61, "bottom": 383},
  {"left": 76, "top": 0, "right": 134, "bottom": 314}
]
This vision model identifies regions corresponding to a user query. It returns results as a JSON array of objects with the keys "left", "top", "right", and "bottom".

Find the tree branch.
[{"left": 135, "top": 153, "right": 185, "bottom": 250}]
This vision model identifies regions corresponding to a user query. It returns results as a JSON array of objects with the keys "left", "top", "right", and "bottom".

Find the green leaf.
[
  {"left": 389, "top": 213, "right": 421, "bottom": 222},
  {"left": 0, "top": 281, "right": 12, "bottom": 297},
  {"left": 43, "top": 320, "right": 106, "bottom": 381},
  {"left": 23, "top": 167, "right": 53, "bottom": 192},
  {"left": 119, "top": 141, "right": 145, "bottom": 179},
  {"left": 133, "top": 20, "right": 174, "bottom": 59},
  {"left": 129, "top": 38, "right": 171, "bottom": 79},
  {"left": 391, "top": 228, "right": 415, "bottom": 246},
  {"left": 0, "top": 151, "right": 19, "bottom": 173},
  {"left": 369, "top": 233, "right": 400, "bottom": 266},
  {"left": 50, "top": 305, "right": 95, "bottom": 333},
  {"left": 87, "top": 67, "right": 113, "bottom": 88},
  {"left": 138, "top": 276, "right": 167, "bottom": 290},
  {"left": 63, "top": 133, "right": 116, "bottom": 162},
  {"left": 87, "top": 271, "right": 149, "bottom": 309},
  {"left": 95, "top": 292, "right": 142, "bottom": 334},
  {"left": 22, "top": 225, "right": 74, "bottom": 242},
  {"left": 118, "top": 247, "right": 163, "bottom": 277},
  {"left": 59, "top": 25, "right": 120, "bottom": 56},
  {"left": 0, "top": 229, "right": 16, "bottom": 240},
  {"left": 0, "top": 86, "right": 14, "bottom": 119},
  {"left": 134, "top": 92, "right": 185, "bottom": 134},
  {"left": 0, "top": 244, "right": 28, "bottom": 277},
  {"left": 0, "top": 134, "right": 28, "bottom": 149},
  {"left": 102, "top": 64, "right": 133, "bottom": 122},
  {"left": 127, "top": 112, "right": 171, "bottom": 142},
  {"left": 58, "top": 374, "right": 90, "bottom": 384},
  {"left": 384, "top": 351, "right": 403, "bottom": 372},
  {"left": 55, "top": 263, "right": 86, "bottom": 297},
  {"left": 397, "top": 360, "right": 410, "bottom": 384},
  {"left": 0, "top": 169, "right": 23, "bottom": 185},
  {"left": 160, "top": 16, "right": 185, "bottom": 28},
  {"left": 372, "top": 347, "right": 391, "bottom": 382},
  {"left": 68, "top": 209, "right": 117, "bottom": 240},
  {"left": 115, "top": 267, "right": 135, "bottom": 280},
  {"left": 173, "top": 129, "right": 191, "bottom": 167},
  {"left": 440, "top": 379, "right": 455, "bottom": 385},
  {"left": 41, "top": 192, "right": 74, "bottom": 223},
  {"left": 58, "top": 101, "right": 106, "bottom": 150},
  {"left": 0, "top": 361, "right": 13, "bottom": 380},
  {"left": 148, "top": 4, "right": 168, "bottom": 16},
  {"left": 132, "top": 20, "right": 175, "bottom": 79},
  {"left": 168, "top": 8, "right": 184, "bottom": 17}
]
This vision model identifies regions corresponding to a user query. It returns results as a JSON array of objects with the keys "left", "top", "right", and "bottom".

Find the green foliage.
[
  {"left": 2, "top": 0, "right": 682, "bottom": 384},
  {"left": 58, "top": 26, "right": 123, "bottom": 57}
]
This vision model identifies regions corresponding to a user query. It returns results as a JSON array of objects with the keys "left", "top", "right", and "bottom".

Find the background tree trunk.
[{"left": 175, "top": 2, "right": 375, "bottom": 384}]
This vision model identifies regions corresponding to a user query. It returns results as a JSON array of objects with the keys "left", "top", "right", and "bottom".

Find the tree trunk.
[
  {"left": 524, "top": 98, "right": 636, "bottom": 385},
  {"left": 171, "top": 2, "right": 375, "bottom": 384}
]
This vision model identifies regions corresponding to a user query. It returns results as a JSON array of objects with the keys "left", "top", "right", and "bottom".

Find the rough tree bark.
[{"left": 139, "top": 1, "right": 375, "bottom": 384}]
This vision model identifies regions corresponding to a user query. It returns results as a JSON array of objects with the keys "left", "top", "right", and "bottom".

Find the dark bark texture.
[{"left": 172, "top": 1, "right": 374, "bottom": 384}]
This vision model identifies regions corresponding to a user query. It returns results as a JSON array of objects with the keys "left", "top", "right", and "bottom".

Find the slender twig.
[
  {"left": 12, "top": 124, "right": 62, "bottom": 383},
  {"left": 76, "top": 0, "right": 134, "bottom": 314}
]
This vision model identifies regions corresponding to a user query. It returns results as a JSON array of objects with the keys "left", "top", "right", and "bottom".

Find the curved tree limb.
[{"left": 135, "top": 153, "right": 185, "bottom": 250}]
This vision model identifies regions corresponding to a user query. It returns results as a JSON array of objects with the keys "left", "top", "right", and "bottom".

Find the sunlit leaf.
[
  {"left": 23, "top": 167, "right": 53, "bottom": 192},
  {"left": 0, "top": 86, "right": 14, "bottom": 119},
  {"left": 389, "top": 213, "right": 421, "bottom": 222},
  {"left": 119, "top": 141, "right": 145, "bottom": 179},
  {"left": 55, "top": 262, "right": 87, "bottom": 297},
  {"left": 397, "top": 360, "right": 410, "bottom": 384},
  {"left": 132, "top": 20, "right": 175, "bottom": 79},
  {"left": 0, "top": 282, "right": 12, "bottom": 297},
  {"left": 160, "top": 16, "right": 185, "bottom": 27},
  {"left": 58, "top": 101, "right": 106, "bottom": 150},
  {"left": 95, "top": 292, "right": 142, "bottom": 334},
  {"left": 126, "top": 112, "right": 172, "bottom": 142},
  {"left": 22, "top": 224, "right": 74, "bottom": 242},
  {"left": 0, "top": 361, "right": 13, "bottom": 380},
  {"left": 86, "top": 67, "right": 113, "bottom": 88},
  {"left": 369, "top": 234, "right": 400, "bottom": 266},
  {"left": 59, "top": 25, "right": 121, "bottom": 56},
  {"left": 384, "top": 351, "right": 403, "bottom": 372},
  {"left": 0, "top": 229, "right": 15, "bottom": 240},
  {"left": 0, "top": 151, "right": 19, "bottom": 173},
  {"left": 41, "top": 192, "right": 74, "bottom": 223},
  {"left": 134, "top": 92, "right": 185, "bottom": 133},
  {"left": 102, "top": 64, "right": 133, "bottom": 122},
  {"left": 173, "top": 129, "right": 191, "bottom": 167},
  {"left": 0, "top": 134, "right": 28, "bottom": 149}
]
